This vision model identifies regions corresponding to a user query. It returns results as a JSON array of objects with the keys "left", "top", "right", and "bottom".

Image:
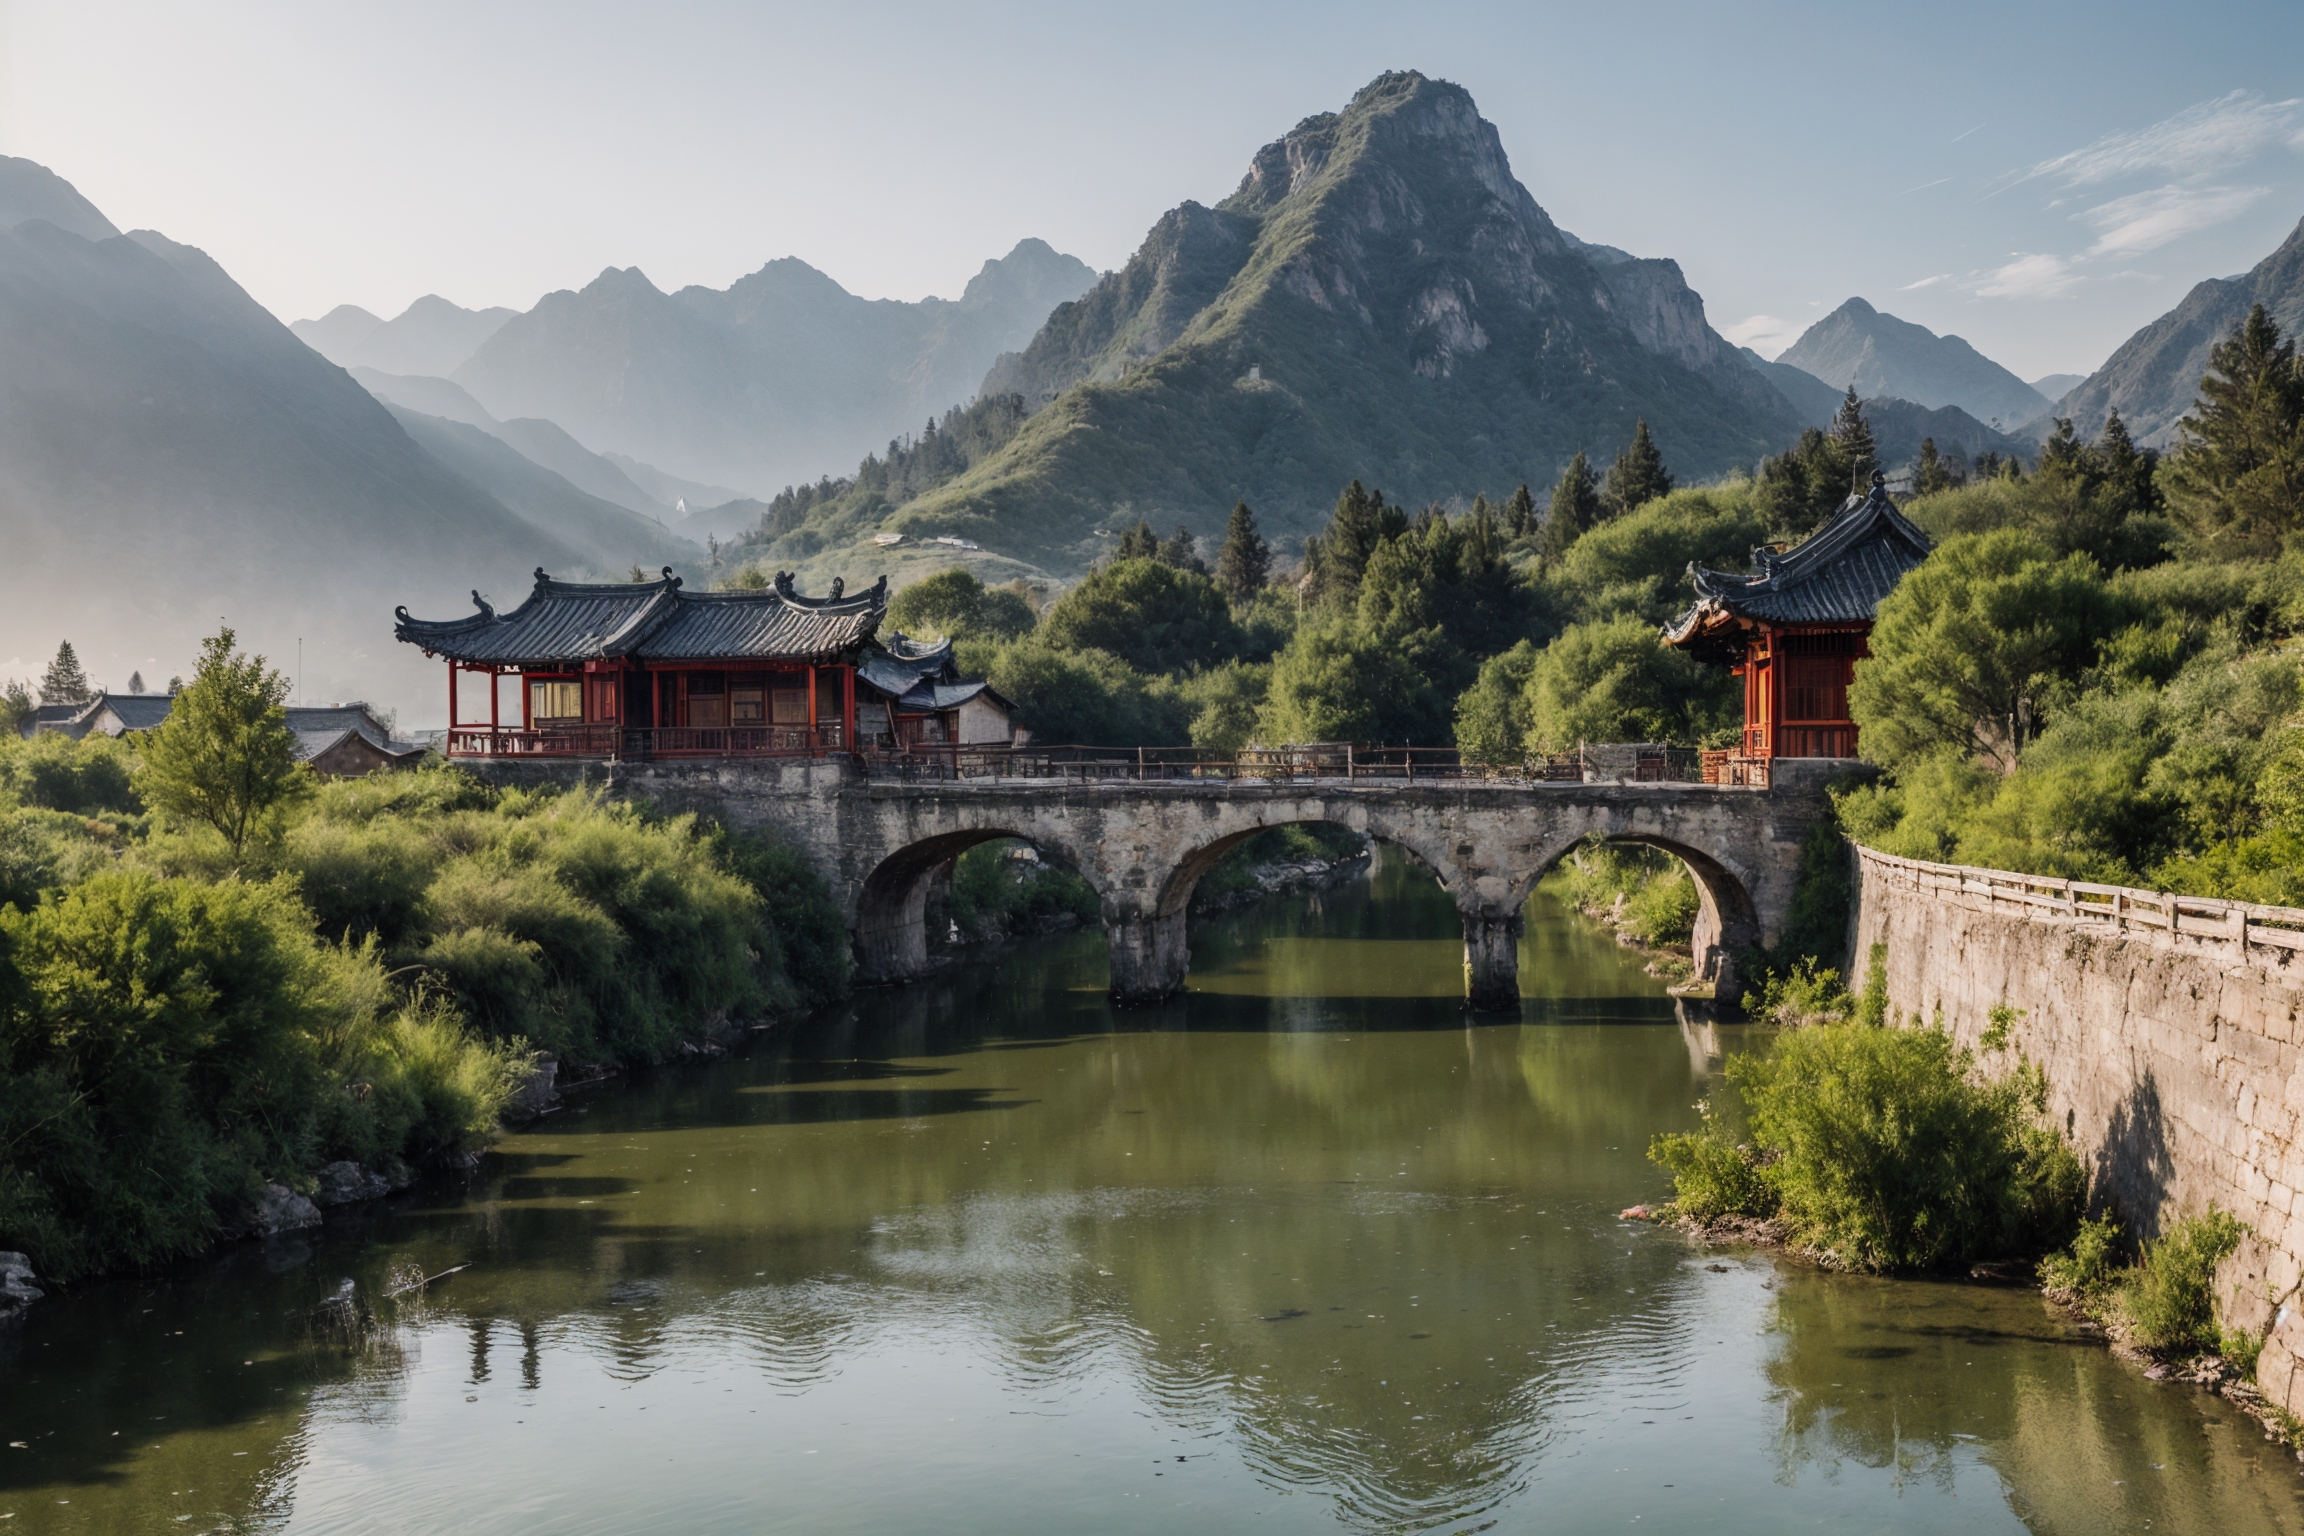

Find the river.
[{"left": 4, "top": 846, "right": 2301, "bottom": 1534}]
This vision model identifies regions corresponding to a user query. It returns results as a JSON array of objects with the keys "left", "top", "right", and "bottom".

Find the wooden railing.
[
  {"left": 857, "top": 744, "right": 1718, "bottom": 786},
  {"left": 1856, "top": 845, "right": 2304, "bottom": 965},
  {"left": 445, "top": 724, "right": 845, "bottom": 758},
  {"left": 1701, "top": 750, "right": 1771, "bottom": 788}
]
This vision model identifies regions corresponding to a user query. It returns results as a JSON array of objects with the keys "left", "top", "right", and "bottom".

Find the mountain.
[
  {"left": 1863, "top": 398, "right": 2033, "bottom": 471},
  {"left": 351, "top": 367, "right": 670, "bottom": 515},
  {"left": 871, "top": 72, "right": 1807, "bottom": 572},
  {"left": 1739, "top": 347, "right": 1846, "bottom": 425},
  {"left": 1775, "top": 298, "right": 2050, "bottom": 429},
  {"left": 599, "top": 454, "right": 746, "bottom": 518},
  {"left": 0, "top": 154, "right": 660, "bottom": 714},
  {"left": 448, "top": 239, "right": 1099, "bottom": 495},
  {"left": 293, "top": 294, "right": 516, "bottom": 376},
  {"left": 2030, "top": 373, "right": 2086, "bottom": 403},
  {"left": 2054, "top": 216, "right": 2304, "bottom": 447},
  {"left": 379, "top": 406, "right": 695, "bottom": 572}
]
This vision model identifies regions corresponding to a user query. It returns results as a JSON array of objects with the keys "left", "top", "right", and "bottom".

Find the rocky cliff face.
[
  {"left": 898, "top": 71, "right": 1808, "bottom": 568},
  {"left": 2056, "top": 216, "right": 2304, "bottom": 447}
]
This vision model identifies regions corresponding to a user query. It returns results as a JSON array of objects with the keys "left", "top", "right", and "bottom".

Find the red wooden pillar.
[
  {"left": 447, "top": 660, "right": 459, "bottom": 753},
  {"left": 489, "top": 665, "right": 501, "bottom": 742},
  {"left": 806, "top": 663, "right": 820, "bottom": 757},
  {"left": 841, "top": 664, "right": 856, "bottom": 754}
]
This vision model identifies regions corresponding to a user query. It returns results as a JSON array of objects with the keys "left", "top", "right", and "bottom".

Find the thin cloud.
[
  {"left": 1900, "top": 177, "right": 1953, "bottom": 196},
  {"left": 2080, "top": 182, "right": 2269, "bottom": 254},
  {"left": 1965, "top": 254, "right": 2083, "bottom": 300},
  {"left": 1951, "top": 122, "right": 1987, "bottom": 144},
  {"left": 1900, "top": 273, "right": 1954, "bottom": 291},
  {"left": 2016, "top": 89, "right": 2304, "bottom": 189}
]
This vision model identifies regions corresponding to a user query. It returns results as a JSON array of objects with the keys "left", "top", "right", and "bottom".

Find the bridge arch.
[{"left": 852, "top": 826, "right": 1105, "bottom": 984}]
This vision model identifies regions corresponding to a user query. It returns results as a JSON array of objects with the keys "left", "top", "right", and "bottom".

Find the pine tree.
[
  {"left": 1213, "top": 501, "right": 1272, "bottom": 604},
  {"left": 2164, "top": 303, "right": 2304, "bottom": 551},
  {"left": 1116, "top": 519, "right": 1160, "bottom": 562},
  {"left": 127, "top": 670, "right": 146, "bottom": 695},
  {"left": 1505, "top": 483, "right": 1536, "bottom": 537},
  {"left": 1601, "top": 420, "right": 1673, "bottom": 518},
  {"left": 1539, "top": 451, "right": 1602, "bottom": 563},
  {"left": 1157, "top": 523, "right": 1207, "bottom": 574},
  {"left": 1830, "top": 386, "right": 1878, "bottom": 496},
  {"left": 39, "top": 640, "right": 90, "bottom": 705},
  {"left": 1913, "top": 437, "right": 1954, "bottom": 495}
]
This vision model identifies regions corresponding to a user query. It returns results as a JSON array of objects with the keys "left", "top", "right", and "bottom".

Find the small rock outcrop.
[
  {"left": 0, "top": 1252, "right": 43, "bottom": 1316},
  {"left": 313, "top": 1162, "right": 393, "bottom": 1206},
  {"left": 253, "top": 1181, "right": 322, "bottom": 1235}
]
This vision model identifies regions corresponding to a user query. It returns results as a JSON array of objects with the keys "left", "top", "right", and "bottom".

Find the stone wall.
[{"left": 1849, "top": 846, "right": 2304, "bottom": 1413}]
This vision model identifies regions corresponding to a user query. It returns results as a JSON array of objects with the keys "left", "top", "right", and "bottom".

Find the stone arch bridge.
[{"left": 469, "top": 757, "right": 1847, "bottom": 1009}]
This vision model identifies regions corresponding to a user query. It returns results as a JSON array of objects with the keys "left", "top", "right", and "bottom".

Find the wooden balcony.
[{"left": 445, "top": 724, "right": 846, "bottom": 759}]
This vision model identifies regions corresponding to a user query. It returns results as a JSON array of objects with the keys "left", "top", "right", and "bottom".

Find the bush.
[
  {"left": 1650, "top": 1106, "right": 1775, "bottom": 1222},
  {"left": 2039, "top": 1212, "right": 2124, "bottom": 1296},
  {"left": 945, "top": 840, "right": 1099, "bottom": 939},
  {"left": 1742, "top": 958, "right": 1856, "bottom": 1029},
  {"left": 0, "top": 731, "right": 142, "bottom": 816},
  {"left": 2120, "top": 1209, "right": 2246, "bottom": 1354},
  {"left": 1545, "top": 838, "right": 1698, "bottom": 946}
]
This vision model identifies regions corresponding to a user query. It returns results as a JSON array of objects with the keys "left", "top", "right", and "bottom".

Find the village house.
[
  {"left": 394, "top": 567, "right": 1016, "bottom": 758},
  {"left": 1663, "top": 471, "right": 1932, "bottom": 784},
  {"left": 23, "top": 690, "right": 426, "bottom": 777}
]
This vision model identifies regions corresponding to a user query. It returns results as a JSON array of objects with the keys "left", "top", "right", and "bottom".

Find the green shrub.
[
  {"left": 1664, "top": 998, "right": 2086, "bottom": 1271},
  {"left": 2038, "top": 1212, "right": 2124, "bottom": 1295},
  {"left": 1544, "top": 838, "right": 1698, "bottom": 947},
  {"left": 2120, "top": 1208, "right": 2246, "bottom": 1354},
  {"left": 1650, "top": 1106, "right": 1775, "bottom": 1222},
  {"left": 0, "top": 732, "right": 143, "bottom": 816},
  {"left": 945, "top": 840, "right": 1101, "bottom": 939},
  {"left": 1741, "top": 958, "right": 1855, "bottom": 1028}
]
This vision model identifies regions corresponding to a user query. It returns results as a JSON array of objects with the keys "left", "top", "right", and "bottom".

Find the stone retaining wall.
[{"left": 1850, "top": 845, "right": 2304, "bottom": 1412}]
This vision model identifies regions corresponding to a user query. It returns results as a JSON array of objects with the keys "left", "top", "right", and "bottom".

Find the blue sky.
[{"left": 3, "top": 0, "right": 2302, "bottom": 379}]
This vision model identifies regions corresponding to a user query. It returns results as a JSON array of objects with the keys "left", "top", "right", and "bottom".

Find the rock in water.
[
  {"left": 254, "top": 1182, "right": 323, "bottom": 1234},
  {"left": 313, "top": 1161, "right": 393, "bottom": 1206},
  {"left": 0, "top": 1252, "right": 42, "bottom": 1315},
  {"left": 503, "top": 1055, "right": 561, "bottom": 1121}
]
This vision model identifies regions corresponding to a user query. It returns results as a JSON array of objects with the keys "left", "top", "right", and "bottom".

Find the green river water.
[{"left": 5, "top": 846, "right": 2302, "bottom": 1534}]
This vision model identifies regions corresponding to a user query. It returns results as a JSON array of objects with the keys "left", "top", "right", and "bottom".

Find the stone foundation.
[{"left": 1851, "top": 846, "right": 2304, "bottom": 1413}]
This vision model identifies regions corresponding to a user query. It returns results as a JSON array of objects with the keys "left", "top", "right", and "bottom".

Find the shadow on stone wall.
[{"left": 2095, "top": 1070, "right": 2176, "bottom": 1238}]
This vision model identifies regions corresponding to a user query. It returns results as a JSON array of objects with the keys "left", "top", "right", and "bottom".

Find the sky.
[{"left": 3, "top": 1, "right": 2304, "bottom": 382}]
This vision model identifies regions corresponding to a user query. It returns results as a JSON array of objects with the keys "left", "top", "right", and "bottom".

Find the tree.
[
  {"left": 2162, "top": 303, "right": 2304, "bottom": 553},
  {"left": 1157, "top": 523, "right": 1208, "bottom": 575},
  {"left": 1913, "top": 438, "right": 1962, "bottom": 496},
  {"left": 1115, "top": 519, "right": 1160, "bottom": 562},
  {"left": 1522, "top": 618, "right": 1731, "bottom": 750},
  {"left": 136, "top": 627, "right": 312, "bottom": 854},
  {"left": 1213, "top": 501, "right": 1272, "bottom": 604},
  {"left": 0, "top": 679, "right": 31, "bottom": 735},
  {"left": 1602, "top": 420, "right": 1673, "bottom": 518},
  {"left": 1505, "top": 483, "right": 1537, "bottom": 538},
  {"left": 1037, "top": 560, "right": 1244, "bottom": 676},
  {"left": 1848, "top": 530, "right": 2116, "bottom": 773},
  {"left": 886, "top": 568, "right": 1036, "bottom": 641},
  {"left": 1301, "top": 481, "right": 1404, "bottom": 610},
  {"left": 39, "top": 641, "right": 90, "bottom": 705},
  {"left": 1256, "top": 615, "right": 1433, "bottom": 745},
  {"left": 1830, "top": 386, "right": 1879, "bottom": 495},
  {"left": 127, "top": 671, "right": 146, "bottom": 695},
  {"left": 1539, "top": 451, "right": 1602, "bottom": 563}
]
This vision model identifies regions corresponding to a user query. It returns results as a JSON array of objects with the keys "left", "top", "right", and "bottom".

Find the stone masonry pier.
[{"left": 464, "top": 756, "right": 1846, "bottom": 1008}]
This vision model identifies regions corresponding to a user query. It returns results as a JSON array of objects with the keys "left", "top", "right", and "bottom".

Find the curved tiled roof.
[
  {"left": 395, "top": 568, "right": 887, "bottom": 665},
  {"left": 1662, "top": 477, "right": 1931, "bottom": 652}
]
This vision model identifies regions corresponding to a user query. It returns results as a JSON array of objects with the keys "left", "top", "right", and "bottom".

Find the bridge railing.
[
  {"left": 1855, "top": 845, "right": 2304, "bottom": 966},
  {"left": 856, "top": 743, "right": 1729, "bottom": 786}
]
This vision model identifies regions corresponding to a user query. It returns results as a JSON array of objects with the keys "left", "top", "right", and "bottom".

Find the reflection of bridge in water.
[{"left": 466, "top": 754, "right": 1847, "bottom": 1007}]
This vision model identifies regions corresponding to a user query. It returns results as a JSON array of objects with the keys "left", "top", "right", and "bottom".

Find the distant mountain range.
[
  {"left": 1774, "top": 298, "right": 2052, "bottom": 429},
  {"left": 0, "top": 155, "right": 695, "bottom": 712},
  {"left": 293, "top": 295, "right": 515, "bottom": 377},
  {"left": 844, "top": 72, "right": 1811, "bottom": 572},
  {"left": 437, "top": 240, "right": 1098, "bottom": 496},
  {"left": 2053, "top": 215, "right": 2304, "bottom": 446}
]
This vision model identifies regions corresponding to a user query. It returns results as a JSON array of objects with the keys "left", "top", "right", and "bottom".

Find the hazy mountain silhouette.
[
  {"left": 353, "top": 367, "right": 670, "bottom": 516},
  {"left": 2054, "top": 215, "right": 2304, "bottom": 447},
  {"left": 0, "top": 155, "right": 659, "bottom": 714},
  {"left": 1775, "top": 298, "right": 2050, "bottom": 429},
  {"left": 294, "top": 294, "right": 516, "bottom": 377},
  {"left": 878, "top": 71, "right": 1808, "bottom": 569},
  {"left": 449, "top": 239, "right": 1098, "bottom": 495}
]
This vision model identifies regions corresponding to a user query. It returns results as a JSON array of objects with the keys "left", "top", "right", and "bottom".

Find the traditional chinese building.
[
  {"left": 856, "top": 635, "right": 1018, "bottom": 751},
  {"left": 1662, "top": 472, "right": 1931, "bottom": 779},
  {"left": 395, "top": 568, "right": 889, "bottom": 757}
]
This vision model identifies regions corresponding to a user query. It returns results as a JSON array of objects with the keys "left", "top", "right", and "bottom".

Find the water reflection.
[{"left": 3, "top": 849, "right": 2300, "bottom": 1533}]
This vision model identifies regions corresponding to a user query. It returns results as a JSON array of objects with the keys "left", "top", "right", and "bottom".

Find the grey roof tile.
[
  {"left": 1663, "top": 480, "right": 1932, "bottom": 644},
  {"left": 395, "top": 569, "right": 886, "bottom": 666}
]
